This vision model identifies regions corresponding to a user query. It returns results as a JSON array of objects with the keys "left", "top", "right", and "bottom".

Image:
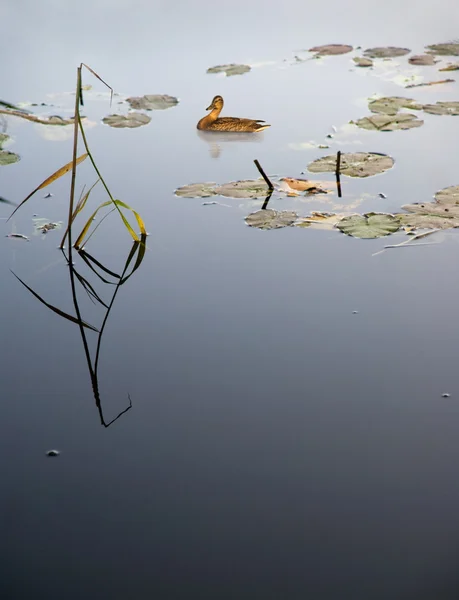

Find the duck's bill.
[{"left": 206, "top": 103, "right": 213, "bottom": 110}]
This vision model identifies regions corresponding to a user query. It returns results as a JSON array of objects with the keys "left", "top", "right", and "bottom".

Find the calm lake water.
[{"left": 2, "top": 1, "right": 459, "bottom": 598}]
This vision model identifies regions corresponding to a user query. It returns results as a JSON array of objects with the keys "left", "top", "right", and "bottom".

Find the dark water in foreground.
[{"left": 2, "top": 1, "right": 459, "bottom": 598}]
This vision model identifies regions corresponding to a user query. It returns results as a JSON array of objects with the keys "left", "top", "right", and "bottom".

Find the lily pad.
[
  {"left": 409, "top": 54, "right": 437, "bottom": 66},
  {"left": 368, "top": 96, "right": 422, "bottom": 115},
  {"left": 337, "top": 213, "right": 400, "bottom": 238},
  {"left": 245, "top": 209, "right": 297, "bottom": 230},
  {"left": 309, "top": 44, "right": 353, "bottom": 56},
  {"left": 174, "top": 182, "right": 217, "bottom": 198},
  {"left": 426, "top": 43, "right": 459, "bottom": 56},
  {"left": 0, "top": 150, "right": 20, "bottom": 166},
  {"left": 215, "top": 179, "right": 270, "bottom": 198},
  {"left": 102, "top": 113, "right": 151, "bottom": 128},
  {"left": 126, "top": 95, "right": 178, "bottom": 110},
  {"left": 206, "top": 64, "right": 251, "bottom": 77},
  {"left": 422, "top": 101, "right": 459, "bottom": 115},
  {"left": 308, "top": 152, "right": 394, "bottom": 178},
  {"left": 364, "top": 46, "right": 410, "bottom": 58},
  {"left": 435, "top": 185, "right": 459, "bottom": 204},
  {"left": 353, "top": 57, "right": 373, "bottom": 67},
  {"left": 354, "top": 113, "right": 423, "bottom": 131},
  {"left": 401, "top": 201, "right": 459, "bottom": 219},
  {"left": 397, "top": 213, "right": 459, "bottom": 230},
  {"left": 0, "top": 133, "right": 9, "bottom": 147}
]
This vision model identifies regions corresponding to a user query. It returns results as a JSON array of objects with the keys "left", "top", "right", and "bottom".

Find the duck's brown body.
[{"left": 197, "top": 96, "right": 270, "bottom": 132}]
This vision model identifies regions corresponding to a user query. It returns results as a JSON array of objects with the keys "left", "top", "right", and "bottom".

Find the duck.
[{"left": 197, "top": 95, "right": 270, "bottom": 132}]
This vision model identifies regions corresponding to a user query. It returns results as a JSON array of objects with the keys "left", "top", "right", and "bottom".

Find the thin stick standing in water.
[
  {"left": 335, "top": 150, "right": 342, "bottom": 198},
  {"left": 254, "top": 159, "right": 274, "bottom": 190}
]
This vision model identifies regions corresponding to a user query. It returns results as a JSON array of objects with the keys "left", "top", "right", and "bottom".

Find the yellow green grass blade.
[{"left": 8, "top": 153, "right": 88, "bottom": 221}]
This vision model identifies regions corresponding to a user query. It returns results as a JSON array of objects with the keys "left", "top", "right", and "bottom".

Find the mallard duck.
[{"left": 197, "top": 95, "right": 270, "bottom": 132}]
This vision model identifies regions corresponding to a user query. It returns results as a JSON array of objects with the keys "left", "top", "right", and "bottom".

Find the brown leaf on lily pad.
[
  {"left": 309, "top": 44, "right": 353, "bottom": 56},
  {"left": 354, "top": 113, "right": 423, "bottom": 131},
  {"left": 280, "top": 177, "right": 331, "bottom": 194},
  {"left": 364, "top": 46, "right": 410, "bottom": 58},
  {"left": 295, "top": 212, "right": 344, "bottom": 230},
  {"left": 308, "top": 152, "right": 394, "bottom": 178}
]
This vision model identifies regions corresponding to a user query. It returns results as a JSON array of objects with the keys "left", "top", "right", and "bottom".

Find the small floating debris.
[
  {"left": 43, "top": 193, "right": 53, "bottom": 198},
  {"left": 442, "top": 393, "right": 451, "bottom": 398},
  {"left": 379, "top": 193, "right": 387, "bottom": 199},
  {"left": 5, "top": 233, "right": 29, "bottom": 241},
  {"left": 46, "top": 449, "right": 60, "bottom": 457}
]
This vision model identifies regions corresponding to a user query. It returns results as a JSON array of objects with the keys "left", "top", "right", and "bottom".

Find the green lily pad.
[
  {"left": 309, "top": 44, "right": 353, "bottom": 56},
  {"left": 215, "top": 179, "right": 270, "bottom": 198},
  {"left": 354, "top": 113, "right": 423, "bottom": 131},
  {"left": 368, "top": 96, "right": 422, "bottom": 115},
  {"left": 426, "top": 43, "right": 459, "bottom": 56},
  {"left": 364, "top": 46, "right": 410, "bottom": 58},
  {"left": 308, "top": 152, "right": 394, "bottom": 178},
  {"left": 353, "top": 57, "right": 373, "bottom": 67},
  {"left": 435, "top": 185, "right": 459, "bottom": 204},
  {"left": 0, "top": 133, "right": 9, "bottom": 147},
  {"left": 102, "top": 112, "right": 151, "bottom": 128},
  {"left": 409, "top": 54, "right": 437, "bottom": 65},
  {"left": 206, "top": 64, "right": 251, "bottom": 76},
  {"left": 174, "top": 182, "right": 217, "bottom": 198},
  {"left": 245, "top": 209, "right": 297, "bottom": 230},
  {"left": 397, "top": 213, "right": 459, "bottom": 230},
  {"left": 0, "top": 150, "right": 20, "bottom": 166},
  {"left": 337, "top": 213, "right": 400, "bottom": 238},
  {"left": 422, "top": 101, "right": 459, "bottom": 115},
  {"left": 126, "top": 95, "right": 178, "bottom": 110}
]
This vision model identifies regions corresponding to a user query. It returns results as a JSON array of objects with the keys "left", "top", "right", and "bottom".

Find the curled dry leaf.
[
  {"left": 294, "top": 212, "right": 344, "bottom": 230},
  {"left": 280, "top": 177, "right": 331, "bottom": 194}
]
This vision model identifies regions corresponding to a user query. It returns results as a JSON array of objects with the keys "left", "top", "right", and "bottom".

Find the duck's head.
[{"left": 206, "top": 95, "right": 224, "bottom": 111}]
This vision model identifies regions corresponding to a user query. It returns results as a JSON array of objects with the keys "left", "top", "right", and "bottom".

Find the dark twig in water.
[
  {"left": 335, "top": 150, "right": 342, "bottom": 198},
  {"left": 254, "top": 159, "right": 274, "bottom": 190},
  {"left": 261, "top": 189, "right": 273, "bottom": 210}
]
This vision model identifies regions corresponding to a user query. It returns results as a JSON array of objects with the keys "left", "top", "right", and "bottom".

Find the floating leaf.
[
  {"left": 0, "top": 108, "right": 77, "bottom": 125},
  {"left": 353, "top": 57, "right": 373, "bottom": 67},
  {"left": 397, "top": 213, "right": 459, "bottom": 230},
  {"left": 0, "top": 150, "right": 20, "bottom": 166},
  {"left": 295, "top": 212, "right": 344, "bottom": 230},
  {"left": 174, "top": 182, "right": 217, "bottom": 198},
  {"left": 0, "top": 133, "right": 9, "bottom": 147},
  {"left": 337, "top": 213, "right": 400, "bottom": 238},
  {"left": 409, "top": 54, "right": 437, "bottom": 65},
  {"left": 364, "top": 47, "right": 410, "bottom": 58},
  {"left": 435, "top": 185, "right": 459, "bottom": 204},
  {"left": 102, "top": 113, "right": 151, "bottom": 128},
  {"left": 422, "top": 101, "right": 459, "bottom": 115},
  {"left": 280, "top": 177, "right": 331, "bottom": 194},
  {"left": 206, "top": 64, "right": 251, "bottom": 77},
  {"left": 354, "top": 113, "right": 423, "bottom": 131},
  {"left": 245, "top": 209, "right": 297, "bottom": 230},
  {"left": 439, "top": 63, "right": 459, "bottom": 71},
  {"left": 309, "top": 44, "right": 353, "bottom": 56},
  {"left": 308, "top": 152, "right": 394, "bottom": 178},
  {"left": 368, "top": 96, "right": 422, "bottom": 115},
  {"left": 215, "top": 179, "right": 270, "bottom": 198},
  {"left": 126, "top": 94, "right": 178, "bottom": 110},
  {"left": 426, "top": 43, "right": 459, "bottom": 56},
  {"left": 406, "top": 78, "right": 454, "bottom": 88}
]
